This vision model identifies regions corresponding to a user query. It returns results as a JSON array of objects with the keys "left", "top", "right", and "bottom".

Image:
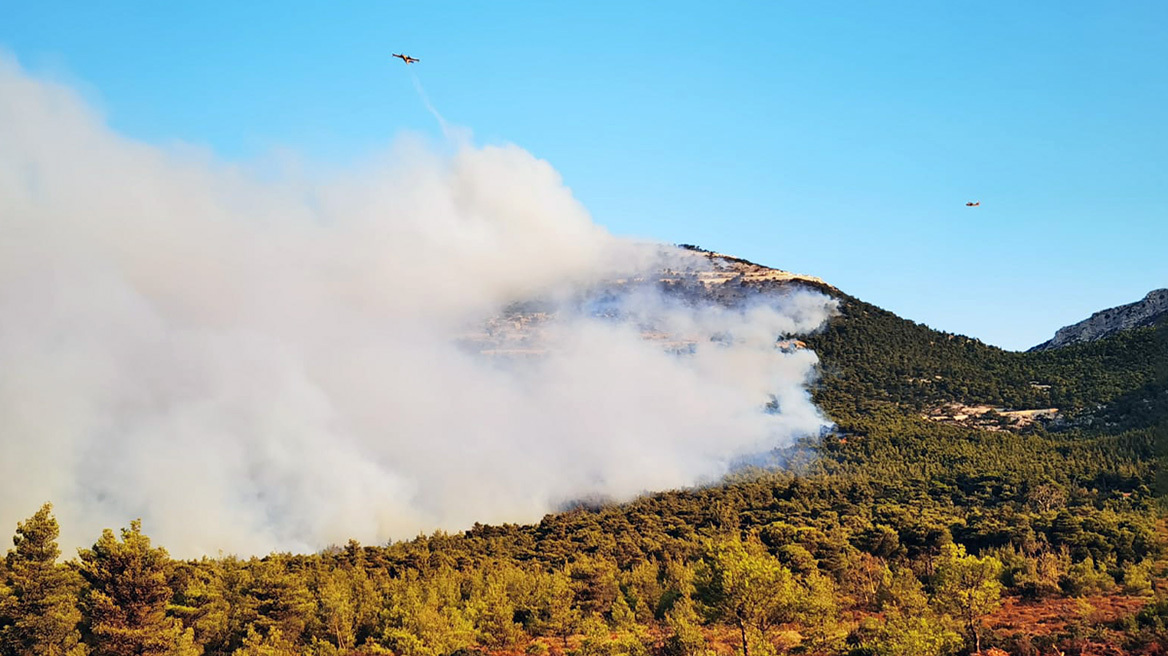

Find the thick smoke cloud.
[{"left": 0, "top": 58, "right": 836, "bottom": 556}]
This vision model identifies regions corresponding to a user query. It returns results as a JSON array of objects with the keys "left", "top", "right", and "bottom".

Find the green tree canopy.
[
  {"left": 78, "top": 520, "right": 198, "bottom": 656},
  {"left": 0, "top": 503, "right": 87, "bottom": 656}
]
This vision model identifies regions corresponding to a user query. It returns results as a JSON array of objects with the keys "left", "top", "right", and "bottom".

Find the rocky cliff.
[{"left": 1031, "top": 288, "right": 1168, "bottom": 351}]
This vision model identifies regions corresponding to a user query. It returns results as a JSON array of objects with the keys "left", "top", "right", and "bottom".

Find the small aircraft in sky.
[
  {"left": 965, "top": 201, "right": 981, "bottom": 207},
  {"left": 392, "top": 53, "right": 420, "bottom": 64}
]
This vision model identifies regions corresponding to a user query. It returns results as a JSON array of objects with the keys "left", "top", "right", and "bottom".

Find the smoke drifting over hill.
[{"left": 0, "top": 58, "right": 836, "bottom": 556}]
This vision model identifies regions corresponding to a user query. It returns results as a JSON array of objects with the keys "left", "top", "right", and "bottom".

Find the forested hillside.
[
  {"left": 2, "top": 284, "right": 1166, "bottom": 656},
  {"left": 803, "top": 293, "right": 1168, "bottom": 417}
]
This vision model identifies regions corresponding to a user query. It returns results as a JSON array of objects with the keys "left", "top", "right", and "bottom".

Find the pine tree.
[
  {"left": 316, "top": 569, "right": 356, "bottom": 652},
  {"left": 243, "top": 558, "right": 314, "bottom": 645},
  {"left": 662, "top": 597, "right": 708, "bottom": 656},
  {"left": 866, "top": 567, "right": 961, "bottom": 656},
  {"left": 609, "top": 592, "right": 636, "bottom": 630},
  {"left": 78, "top": 520, "right": 200, "bottom": 656},
  {"left": 0, "top": 503, "right": 87, "bottom": 656},
  {"left": 694, "top": 539, "right": 799, "bottom": 656},
  {"left": 933, "top": 543, "right": 1003, "bottom": 654},
  {"left": 468, "top": 569, "right": 522, "bottom": 649},
  {"left": 529, "top": 569, "right": 578, "bottom": 649}
]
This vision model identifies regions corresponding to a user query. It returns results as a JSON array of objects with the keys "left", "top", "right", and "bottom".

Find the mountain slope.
[{"left": 6, "top": 249, "right": 1166, "bottom": 656}]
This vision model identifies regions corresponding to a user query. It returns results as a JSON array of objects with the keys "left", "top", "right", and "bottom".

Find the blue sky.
[{"left": 4, "top": 1, "right": 1166, "bottom": 349}]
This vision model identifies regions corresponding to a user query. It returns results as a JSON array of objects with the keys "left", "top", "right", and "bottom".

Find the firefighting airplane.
[{"left": 393, "top": 53, "right": 420, "bottom": 64}]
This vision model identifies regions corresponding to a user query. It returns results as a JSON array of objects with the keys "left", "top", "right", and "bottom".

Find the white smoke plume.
[{"left": 0, "top": 57, "right": 836, "bottom": 556}]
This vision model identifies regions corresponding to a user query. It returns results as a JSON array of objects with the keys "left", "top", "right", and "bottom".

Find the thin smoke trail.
[{"left": 410, "top": 69, "right": 451, "bottom": 139}]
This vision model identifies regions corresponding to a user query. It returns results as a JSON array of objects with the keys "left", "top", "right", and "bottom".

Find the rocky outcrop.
[{"left": 1030, "top": 289, "right": 1168, "bottom": 351}]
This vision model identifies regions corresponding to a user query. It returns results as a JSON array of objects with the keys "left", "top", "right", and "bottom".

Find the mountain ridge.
[{"left": 1031, "top": 288, "right": 1168, "bottom": 351}]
